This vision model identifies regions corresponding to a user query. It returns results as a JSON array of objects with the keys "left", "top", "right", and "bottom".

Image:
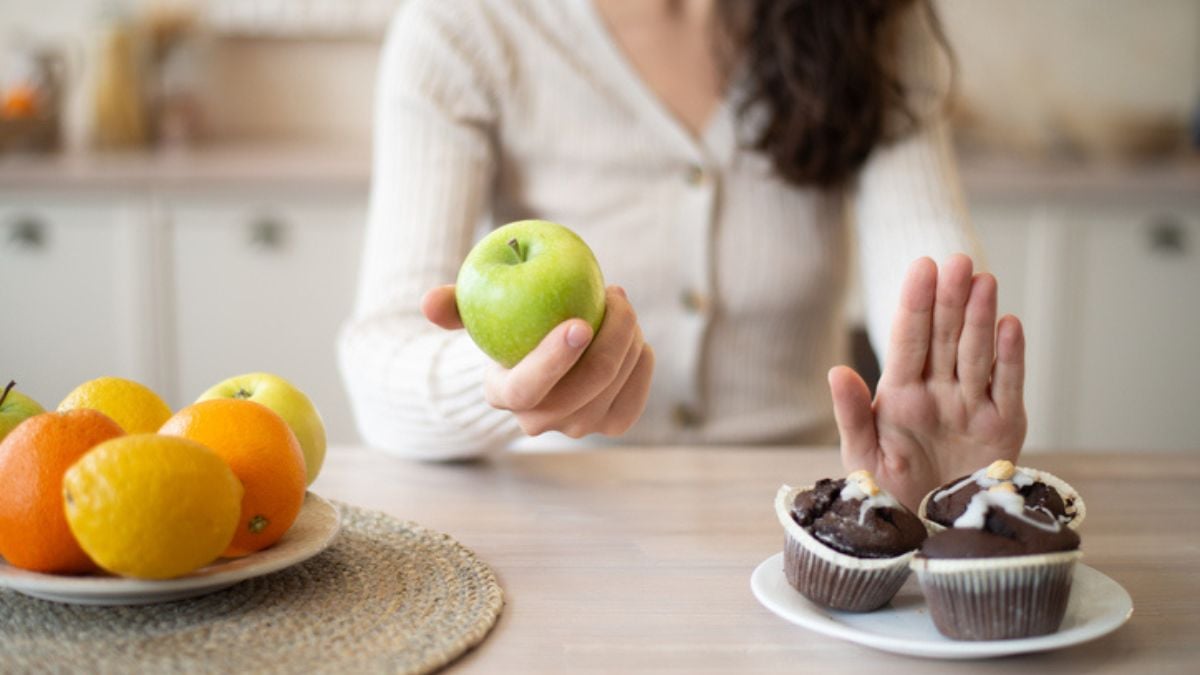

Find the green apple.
[
  {"left": 0, "top": 381, "right": 45, "bottom": 443},
  {"left": 197, "top": 372, "right": 326, "bottom": 486},
  {"left": 456, "top": 220, "right": 606, "bottom": 368}
]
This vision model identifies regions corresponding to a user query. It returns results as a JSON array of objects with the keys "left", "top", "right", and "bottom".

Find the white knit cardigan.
[{"left": 337, "top": 0, "right": 979, "bottom": 459}]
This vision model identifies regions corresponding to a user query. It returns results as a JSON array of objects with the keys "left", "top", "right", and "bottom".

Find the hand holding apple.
[
  {"left": 446, "top": 219, "right": 654, "bottom": 437},
  {"left": 0, "top": 381, "right": 45, "bottom": 443},
  {"left": 422, "top": 285, "right": 655, "bottom": 438}
]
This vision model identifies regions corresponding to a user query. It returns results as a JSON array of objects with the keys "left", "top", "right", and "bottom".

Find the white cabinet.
[
  {"left": 972, "top": 191, "right": 1200, "bottom": 452},
  {"left": 0, "top": 196, "right": 161, "bottom": 408},
  {"left": 0, "top": 187, "right": 365, "bottom": 445},
  {"left": 1064, "top": 200, "right": 1200, "bottom": 451},
  {"left": 168, "top": 195, "right": 364, "bottom": 444}
]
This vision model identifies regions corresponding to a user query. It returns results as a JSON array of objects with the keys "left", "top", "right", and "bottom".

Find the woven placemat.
[{"left": 0, "top": 503, "right": 505, "bottom": 674}]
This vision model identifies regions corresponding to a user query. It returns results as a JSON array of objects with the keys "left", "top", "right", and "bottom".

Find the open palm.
[{"left": 829, "top": 255, "right": 1026, "bottom": 510}]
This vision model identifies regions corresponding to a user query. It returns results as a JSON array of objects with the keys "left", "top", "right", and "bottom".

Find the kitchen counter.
[
  {"left": 0, "top": 143, "right": 371, "bottom": 192},
  {"left": 956, "top": 152, "right": 1200, "bottom": 201},
  {"left": 2, "top": 144, "right": 1197, "bottom": 199},
  {"left": 306, "top": 445, "right": 1198, "bottom": 673}
]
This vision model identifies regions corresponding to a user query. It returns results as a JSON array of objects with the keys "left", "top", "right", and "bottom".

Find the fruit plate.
[
  {"left": 750, "top": 552, "right": 1132, "bottom": 659},
  {"left": 0, "top": 492, "right": 340, "bottom": 606}
]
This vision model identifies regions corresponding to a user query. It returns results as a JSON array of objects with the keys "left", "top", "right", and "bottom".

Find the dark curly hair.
[{"left": 715, "top": 0, "right": 952, "bottom": 189}]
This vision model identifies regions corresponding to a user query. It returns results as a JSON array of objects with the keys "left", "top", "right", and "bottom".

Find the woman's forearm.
[{"left": 339, "top": 0, "right": 519, "bottom": 458}]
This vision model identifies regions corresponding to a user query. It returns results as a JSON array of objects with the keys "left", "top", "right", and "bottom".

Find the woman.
[{"left": 338, "top": 0, "right": 1026, "bottom": 509}]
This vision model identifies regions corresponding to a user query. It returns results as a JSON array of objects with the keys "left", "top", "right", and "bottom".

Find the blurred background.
[{"left": 1, "top": 0, "right": 1197, "bottom": 451}]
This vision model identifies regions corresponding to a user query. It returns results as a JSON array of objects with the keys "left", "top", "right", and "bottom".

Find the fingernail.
[
  {"left": 615, "top": 286, "right": 628, "bottom": 299},
  {"left": 566, "top": 322, "right": 591, "bottom": 349}
]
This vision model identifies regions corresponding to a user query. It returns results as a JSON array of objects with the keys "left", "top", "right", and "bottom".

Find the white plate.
[
  {"left": 0, "top": 492, "right": 340, "bottom": 606},
  {"left": 750, "top": 552, "right": 1132, "bottom": 659}
]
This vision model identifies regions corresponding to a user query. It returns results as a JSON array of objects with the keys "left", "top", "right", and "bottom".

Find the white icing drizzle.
[
  {"left": 932, "top": 465, "right": 1036, "bottom": 502},
  {"left": 840, "top": 479, "right": 901, "bottom": 525},
  {"left": 931, "top": 473, "right": 977, "bottom": 502},
  {"left": 1032, "top": 505, "right": 1056, "bottom": 522},
  {"left": 1012, "top": 470, "right": 1035, "bottom": 488},
  {"left": 952, "top": 489, "right": 1063, "bottom": 533}
]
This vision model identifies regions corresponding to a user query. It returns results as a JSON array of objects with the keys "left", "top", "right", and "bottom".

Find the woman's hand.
[
  {"left": 829, "top": 254, "right": 1026, "bottom": 510},
  {"left": 421, "top": 285, "right": 655, "bottom": 438}
]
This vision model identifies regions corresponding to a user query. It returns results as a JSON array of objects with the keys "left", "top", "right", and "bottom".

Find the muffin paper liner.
[
  {"left": 910, "top": 550, "right": 1082, "bottom": 640},
  {"left": 774, "top": 485, "right": 915, "bottom": 612},
  {"left": 918, "top": 467, "right": 1087, "bottom": 534}
]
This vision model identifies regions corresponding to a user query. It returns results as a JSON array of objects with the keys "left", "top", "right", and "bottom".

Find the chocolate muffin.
[
  {"left": 919, "top": 460, "right": 1085, "bottom": 533},
  {"left": 775, "top": 470, "right": 926, "bottom": 612},
  {"left": 911, "top": 483, "right": 1083, "bottom": 640},
  {"left": 791, "top": 477, "right": 927, "bottom": 558}
]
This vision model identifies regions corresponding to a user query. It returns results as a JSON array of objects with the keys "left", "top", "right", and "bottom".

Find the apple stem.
[
  {"left": 507, "top": 238, "right": 525, "bottom": 263},
  {"left": 0, "top": 381, "right": 14, "bottom": 408}
]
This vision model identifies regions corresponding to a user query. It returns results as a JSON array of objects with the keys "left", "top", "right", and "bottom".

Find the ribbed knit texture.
[{"left": 338, "top": 0, "right": 979, "bottom": 458}]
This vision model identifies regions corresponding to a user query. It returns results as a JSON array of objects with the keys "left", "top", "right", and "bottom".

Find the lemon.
[
  {"left": 62, "top": 434, "right": 244, "bottom": 580},
  {"left": 58, "top": 377, "right": 173, "bottom": 434}
]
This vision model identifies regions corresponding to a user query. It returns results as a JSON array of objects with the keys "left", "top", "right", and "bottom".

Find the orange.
[
  {"left": 58, "top": 376, "right": 172, "bottom": 434},
  {"left": 1, "top": 84, "right": 39, "bottom": 119},
  {"left": 0, "top": 409, "right": 124, "bottom": 573},
  {"left": 159, "top": 399, "right": 306, "bottom": 557}
]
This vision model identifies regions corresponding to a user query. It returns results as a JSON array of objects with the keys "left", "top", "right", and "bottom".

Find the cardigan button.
[
  {"left": 684, "top": 164, "right": 707, "bottom": 186},
  {"left": 672, "top": 403, "right": 704, "bottom": 429},
  {"left": 680, "top": 289, "right": 709, "bottom": 314}
]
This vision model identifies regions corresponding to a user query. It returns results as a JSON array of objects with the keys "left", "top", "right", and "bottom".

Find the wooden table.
[{"left": 310, "top": 446, "right": 1200, "bottom": 674}]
